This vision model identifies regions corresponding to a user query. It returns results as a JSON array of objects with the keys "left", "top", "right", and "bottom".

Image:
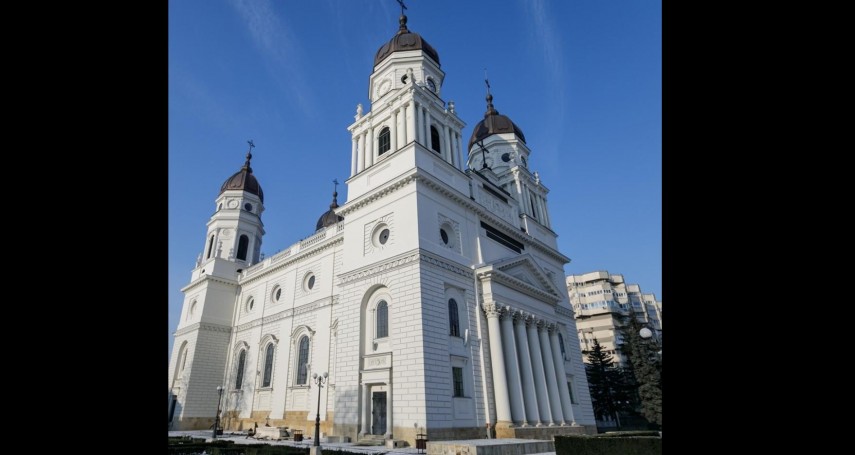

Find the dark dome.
[
  {"left": 220, "top": 151, "right": 264, "bottom": 203},
  {"left": 467, "top": 94, "right": 526, "bottom": 152},
  {"left": 315, "top": 190, "right": 344, "bottom": 231},
  {"left": 374, "top": 15, "right": 439, "bottom": 68}
]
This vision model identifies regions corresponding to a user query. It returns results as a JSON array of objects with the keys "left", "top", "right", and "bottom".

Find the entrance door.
[{"left": 371, "top": 391, "right": 387, "bottom": 435}]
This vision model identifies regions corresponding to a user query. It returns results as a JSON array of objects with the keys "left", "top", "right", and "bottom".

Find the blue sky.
[{"left": 168, "top": 0, "right": 661, "bottom": 355}]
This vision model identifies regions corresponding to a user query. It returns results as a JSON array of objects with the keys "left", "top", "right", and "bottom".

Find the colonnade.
[{"left": 483, "top": 302, "right": 576, "bottom": 427}]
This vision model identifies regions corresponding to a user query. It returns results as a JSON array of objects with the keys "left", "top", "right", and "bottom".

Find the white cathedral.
[{"left": 168, "top": 12, "right": 596, "bottom": 444}]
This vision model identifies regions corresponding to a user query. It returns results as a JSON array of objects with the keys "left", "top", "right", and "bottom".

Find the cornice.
[
  {"left": 555, "top": 306, "right": 575, "bottom": 319},
  {"left": 180, "top": 274, "right": 239, "bottom": 293},
  {"left": 233, "top": 296, "right": 337, "bottom": 333},
  {"left": 338, "top": 250, "right": 421, "bottom": 284},
  {"left": 174, "top": 321, "right": 233, "bottom": 337},
  {"left": 477, "top": 269, "right": 561, "bottom": 304},
  {"left": 418, "top": 249, "right": 473, "bottom": 279},
  {"left": 338, "top": 172, "right": 418, "bottom": 217}
]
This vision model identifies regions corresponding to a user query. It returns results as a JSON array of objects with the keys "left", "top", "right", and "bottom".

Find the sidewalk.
[
  {"left": 168, "top": 430, "right": 426, "bottom": 455},
  {"left": 168, "top": 430, "right": 557, "bottom": 455}
]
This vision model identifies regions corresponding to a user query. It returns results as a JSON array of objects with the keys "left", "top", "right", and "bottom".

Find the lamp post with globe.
[
  {"left": 311, "top": 372, "right": 328, "bottom": 455},
  {"left": 212, "top": 385, "right": 224, "bottom": 439}
]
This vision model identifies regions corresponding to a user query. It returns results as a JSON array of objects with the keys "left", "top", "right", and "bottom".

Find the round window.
[
  {"left": 378, "top": 228, "right": 390, "bottom": 245},
  {"left": 244, "top": 203, "right": 253, "bottom": 212},
  {"left": 440, "top": 228, "right": 449, "bottom": 245},
  {"left": 247, "top": 298, "right": 255, "bottom": 312},
  {"left": 273, "top": 287, "right": 281, "bottom": 302},
  {"left": 501, "top": 153, "right": 510, "bottom": 162},
  {"left": 305, "top": 274, "right": 316, "bottom": 291}
]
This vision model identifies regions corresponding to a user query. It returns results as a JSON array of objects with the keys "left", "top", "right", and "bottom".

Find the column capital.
[
  {"left": 512, "top": 310, "right": 526, "bottom": 324},
  {"left": 536, "top": 319, "right": 547, "bottom": 331},
  {"left": 483, "top": 302, "right": 501, "bottom": 318},
  {"left": 547, "top": 323, "right": 558, "bottom": 333},
  {"left": 524, "top": 314, "right": 537, "bottom": 328}
]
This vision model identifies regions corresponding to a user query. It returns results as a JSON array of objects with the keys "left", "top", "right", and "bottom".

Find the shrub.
[{"left": 554, "top": 434, "right": 661, "bottom": 455}]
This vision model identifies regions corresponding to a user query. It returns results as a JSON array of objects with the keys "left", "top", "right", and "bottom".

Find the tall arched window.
[
  {"left": 558, "top": 333, "right": 566, "bottom": 358},
  {"left": 206, "top": 235, "right": 215, "bottom": 259},
  {"left": 237, "top": 235, "right": 249, "bottom": 260},
  {"left": 262, "top": 343, "right": 274, "bottom": 387},
  {"left": 430, "top": 126, "right": 441, "bottom": 154},
  {"left": 378, "top": 127, "right": 391, "bottom": 155},
  {"left": 376, "top": 300, "right": 389, "bottom": 338},
  {"left": 448, "top": 298, "right": 460, "bottom": 337},
  {"left": 297, "top": 336, "right": 310, "bottom": 385},
  {"left": 235, "top": 350, "right": 246, "bottom": 389}
]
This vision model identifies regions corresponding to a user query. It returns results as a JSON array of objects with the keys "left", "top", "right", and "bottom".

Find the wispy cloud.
[
  {"left": 520, "top": 0, "right": 566, "bottom": 154},
  {"left": 170, "top": 65, "right": 241, "bottom": 131},
  {"left": 228, "top": 0, "right": 316, "bottom": 117}
]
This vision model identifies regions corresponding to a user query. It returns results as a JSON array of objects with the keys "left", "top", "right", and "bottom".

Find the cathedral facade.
[{"left": 168, "top": 12, "right": 596, "bottom": 443}]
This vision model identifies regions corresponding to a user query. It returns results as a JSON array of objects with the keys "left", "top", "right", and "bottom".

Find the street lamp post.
[
  {"left": 212, "top": 385, "right": 224, "bottom": 439},
  {"left": 312, "top": 372, "right": 328, "bottom": 450}
]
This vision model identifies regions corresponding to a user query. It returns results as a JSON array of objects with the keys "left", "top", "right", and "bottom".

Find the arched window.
[
  {"left": 206, "top": 235, "right": 215, "bottom": 259},
  {"left": 558, "top": 333, "right": 566, "bottom": 358},
  {"left": 378, "top": 127, "right": 391, "bottom": 155},
  {"left": 262, "top": 343, "right": 274, "bottom": 387},
  {"left": 376, "top": 300, "right": 388, "bottom": 338},
  {"left": 430, "top": 126, "right": 441, "bottom": 154},
  {"left": 448, "top": 298, "right": 460, "bottom": 337},
  {"left": 297, "top": 336, "right": 310, "bottom": 385},
  {"left": 235, "top": 350, "right": 246, "bottom": 389},
  {"left": 237, "top": 235, "right": 249, "bottom": 260}
]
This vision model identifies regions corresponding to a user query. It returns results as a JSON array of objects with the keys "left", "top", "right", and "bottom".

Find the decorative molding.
[
  {"left": 418, "top": 250, "right": 472, "bottom": 279},
  {"left": 555, "top": 306, "right": 575, "bottom": 318},
  {"left": 180, "top": 274, "right": 239, "bottom": 293},
  {"left": 477, "top": 268, "right": 561, "bottom": 304},
  {"left": 339, "top": 250, "right": 421, "bottom": 284},
  {"left": 338, "top": 173, "right": 419, "bottom": 216}
]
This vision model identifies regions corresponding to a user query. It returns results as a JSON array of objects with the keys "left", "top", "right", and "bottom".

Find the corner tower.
[{"left": 168, "top": 142, "right": 266, "bottom": 430}]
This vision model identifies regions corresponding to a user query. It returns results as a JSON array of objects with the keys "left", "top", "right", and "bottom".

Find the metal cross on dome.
[{"left": 396, "top": 0, "right": 407, "bottom": 15}]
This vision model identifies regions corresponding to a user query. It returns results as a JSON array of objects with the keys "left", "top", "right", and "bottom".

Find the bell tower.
[
  {"left": 168, "top": 142, "right": 266, "bottom": 430},
  {"left": 346, "top": 8, "right": 466, "bottom": 200}
]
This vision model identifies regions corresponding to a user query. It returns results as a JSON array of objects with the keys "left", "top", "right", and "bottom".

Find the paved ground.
[{"left": 168, "top": 430, "right": 557, "bottom": 455}]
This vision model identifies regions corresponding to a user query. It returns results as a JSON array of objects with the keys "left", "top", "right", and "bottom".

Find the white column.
[
  {"left": 442, "top": 125, "right": 454, "bottom": 164},
  {"left": 351, "top": 137, "right": 358, "bottom": 176},
  {"left": 550, "top": 327, "right": 577, "bottom": 425},
  {"left": 484, "top": 303, "right": 512, "bottom": 424},
  {"left": 360, "top": 383, "right": 370, "bottom": 437},
  {"left": 357, "top": 133, "right": 365, "bottom": 173},
  {"left": 424, "top": 108, "right": 432, "bottom": 150},
  {"left": 542, "top": 197, "right": 551, "bottom": 227},
  {"left": 539, "top": 323, "right": 565, "bottom": 425},
  {"left": 366, "top": 128, "right": 374, "bottom": 167},
  {"left": 385, "top": 382, "right": 392, "bottom": 438},
  {"left": 407, "top": 102, "right": 416, "bottom": 146},
  {"left": 514, "top": 313, "right": 541, "bottom": 425},
  {"left": 526, "top": 316, "right": 552, "bottom": 424},
  {"left": 416, "top": 103, "right": 424, "bottom": 145},
  {"left": 456, "top": 133, "right": 464, "bottom": 171},
  {"left": 537, "top": 196, "right": 548, "bottom": 226},
  {"left": 390, "top": 109, "right": 399, "bottom": 153},
  {"left": 500, "top": 308, "right": 526, "bottom": 425},
  {"left": 401, "top": 104, "right": 409, "bottom": 146}
]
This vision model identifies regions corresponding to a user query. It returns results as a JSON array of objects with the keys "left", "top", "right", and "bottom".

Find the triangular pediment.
[{"left": 475, "top": 254, "right": 563, "bottom": 304}]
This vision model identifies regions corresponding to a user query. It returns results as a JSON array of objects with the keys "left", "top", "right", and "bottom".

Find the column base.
[{"left": 309, "top": 447, "right": 323, "bottom": 455}]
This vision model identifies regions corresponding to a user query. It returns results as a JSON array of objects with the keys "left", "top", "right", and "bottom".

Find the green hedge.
[{"left": 554, "top": 435, "right": 661, "bottom": 455}]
